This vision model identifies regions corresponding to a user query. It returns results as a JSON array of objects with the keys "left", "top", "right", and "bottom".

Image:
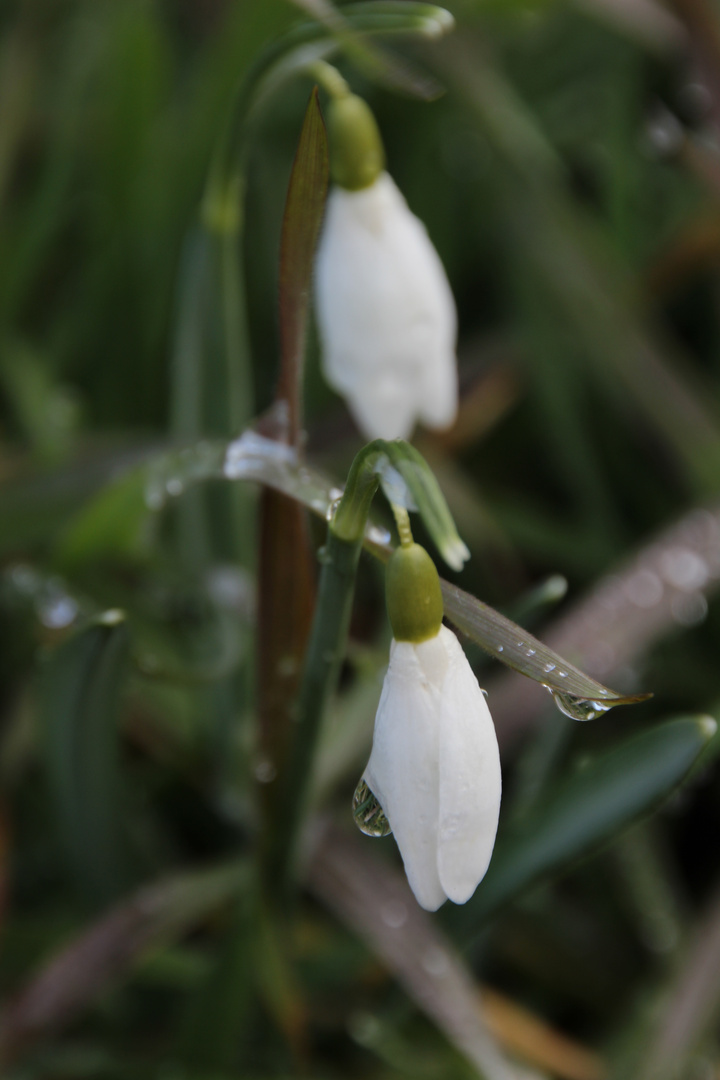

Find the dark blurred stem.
[
  {"left": 256, "top": 88, "right": 328, "bottom": 898},
  {"left": 256, "top": 492, "right": 316, "bottom": 883},
  {"left": 638, "top": 874, "right": 720, "bottom": 1079},
  {"left": 271, "top": 526, "right": 365, "bottom": 895},
  {"left": 271, "top": 445, "right": 390, "bottom": 894}
]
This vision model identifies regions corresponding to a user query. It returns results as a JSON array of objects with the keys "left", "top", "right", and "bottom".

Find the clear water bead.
[
  {"left": 352, "top": 778, "right": 392, "bottom": 837},
  {"left": 545, "top": 686, "right": 613, "bottom": 722}
]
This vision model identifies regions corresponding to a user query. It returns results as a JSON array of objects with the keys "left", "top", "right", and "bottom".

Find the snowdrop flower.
[
  {"left": 360, "top": 541, "right": 501, "bottom": 911},
  {"left": 315, "top": 91, "right": 458, "bottom": 441}
]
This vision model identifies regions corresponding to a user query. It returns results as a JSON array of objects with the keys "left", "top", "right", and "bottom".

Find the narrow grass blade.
[
  {"left": 277, "top": 86, "right": 328, "bottom": 443},
  {"left": 37, "top": 611, "right": 131, "bottom": 907},
  {"left": 307, "top": 818, "right": 518, "bottom": 1080},
  {"left": 0, "top": 862, "right": 247, "bottom": 1066},
  {"left": 256, "top": 91, "right": 328, "bottom": 886},
  {"left": 454, "top": 716, "right": 716, "bottom": 932},
  {"left": 169, "top": 216, "right": 254, "bottom": 567},
  {"left": 441, "top": 579, "right": 651, "bottom": 718}
]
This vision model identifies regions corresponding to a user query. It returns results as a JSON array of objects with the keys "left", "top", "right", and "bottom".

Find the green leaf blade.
[
  {"left": 440, "top": 577, "right": 650, "bottom": 713},
  {"left": 456, "top": 716, "right": 716, "bottom": 931},
  {"left": 277, "top": 85, "right": 329, "bottom": 443},
  {"left": 37, "top": 612, "right": 131, "bottom": 907}
]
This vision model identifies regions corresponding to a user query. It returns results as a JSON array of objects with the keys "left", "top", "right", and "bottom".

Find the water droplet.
[
  {"left": 526, "top": 648, "right": 536, "bottom": 657},
  {"left": 325, "top": 497, "right": 342, "bottom": 522},
  {"left": 545, "top": 686, "right": 613, "bottom": 722},
  {"left": 39, "top": 592, "right": 79, "bottom": 629},
  {"left": 380, "top": 900, "right": 407, "bottom": 928},
  {"left": 543, "top": 662, "right": 556, "bottom": 673},
  {"left": 558, "top": 670, "right": 568, "bottom": 678},
  {"left": 496, "top": 644, "right": 504, "bottom": 653},
  {"left": 353, "top": 778, "right": 392, "bottom": 837}
]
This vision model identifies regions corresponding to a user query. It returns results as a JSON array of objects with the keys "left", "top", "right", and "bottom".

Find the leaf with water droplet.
[
  {"left": 440, "top": 579, "right": 651, "bottom": 717},
  {"left": 353, "top": 778, "right": 392, "bottom": 837},
  {"left": 547, "top": 689, "right": 613, "bottom": 722}
]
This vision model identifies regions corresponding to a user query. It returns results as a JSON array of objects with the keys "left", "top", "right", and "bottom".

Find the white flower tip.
[
  {"left": 441, "top": 538, "right": 471, "bottom": 573},
  {"left": 418, "top": 9, "right": 455, "bottom": 39}
]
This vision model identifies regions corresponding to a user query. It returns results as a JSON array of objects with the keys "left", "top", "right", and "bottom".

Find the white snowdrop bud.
[
  {"left": 315, "top": 94, "right": 458, "bottom": 441},
  {"left": 360, "top": 543, "right": 501, "bottom": 911}
]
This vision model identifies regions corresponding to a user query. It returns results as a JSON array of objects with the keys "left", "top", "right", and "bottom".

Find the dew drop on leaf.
[{"left": 545, "top": 686, "right": 613, "bottom": 722}]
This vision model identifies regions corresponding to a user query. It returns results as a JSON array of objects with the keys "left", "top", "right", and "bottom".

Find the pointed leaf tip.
[
  {"left": 277, "top": 84, "right": 329, "bottom": 442},
  {"left": 440, "top": 578, "right": 649, "bottom": 714}
]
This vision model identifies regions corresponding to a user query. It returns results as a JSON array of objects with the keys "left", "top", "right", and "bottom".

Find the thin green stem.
[
  {"left": 307, "top": 60, "right": 350, "bottom": 99},
  {"left": 392, "top": 504, "right": 414, "bottom": 547},
  {"left": 272, "top": 526, "right": 365, "bottom": 893}
]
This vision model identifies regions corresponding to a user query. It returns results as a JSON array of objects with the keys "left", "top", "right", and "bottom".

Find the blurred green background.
[{"left": 4, "top": 0, "right": 720, "bottom": 1077}]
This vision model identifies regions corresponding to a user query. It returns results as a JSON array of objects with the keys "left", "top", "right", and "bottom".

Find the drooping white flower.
[
  {"left": 315, "top": 173, "right": 457, "bottom": 441},
  {"left": 314, "top": 87, "right": 458, "bottom": 442},
  {"left": 363, "top": 625, "right": 501, "bottom": 912}
]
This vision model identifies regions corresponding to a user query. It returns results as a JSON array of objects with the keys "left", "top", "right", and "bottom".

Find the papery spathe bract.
[
  {"left": 314, "top": 172, "right": 458, "bottom": 441},
  {"left": 363, "top": 624, "right": 501, "bottom": 911}
]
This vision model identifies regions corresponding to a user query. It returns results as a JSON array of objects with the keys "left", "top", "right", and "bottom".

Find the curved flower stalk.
[
  {"left": 314, "top": 82, "right": 458, "bottom": 441},
  {"left": 360, "top": 533, "right": 501, "bottom": 911}
]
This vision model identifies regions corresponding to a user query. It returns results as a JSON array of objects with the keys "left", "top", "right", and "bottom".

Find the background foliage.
[{"left": 3, "top": 0, "right": 720, "bottom": 1077}]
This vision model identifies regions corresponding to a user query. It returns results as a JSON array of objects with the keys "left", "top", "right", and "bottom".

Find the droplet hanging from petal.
[{"left": 352, "top": 778, "right": 392, "bottom": 837}]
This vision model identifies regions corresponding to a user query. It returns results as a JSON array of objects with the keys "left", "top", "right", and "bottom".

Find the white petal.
[
  {"left": 434, "top": 626, "right": 502, "bottom": 904},
  {"left": 314, "top": 173, "right": 458, "bottom": 441},
  {"left": 363, "top": 639, "right": 446, "bottom": 911}
]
